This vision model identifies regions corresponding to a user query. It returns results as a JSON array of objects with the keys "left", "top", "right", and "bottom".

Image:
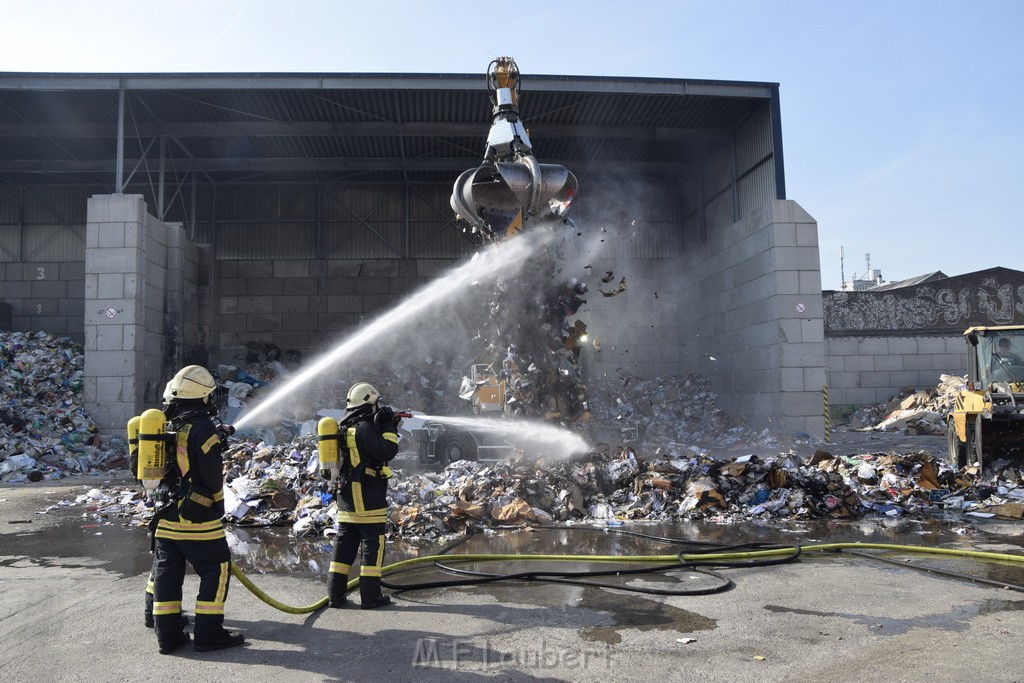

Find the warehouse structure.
[{"left": 0, "top": 71, "right": 823, "bottom": 436}]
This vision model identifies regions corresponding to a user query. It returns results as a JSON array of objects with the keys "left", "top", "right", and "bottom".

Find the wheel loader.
[
  {"left": 409, "top": 364, "right": 515, "bottom": 467},
  {"left": 946, "top": 325, "right": 1024, "bottom": 468}
]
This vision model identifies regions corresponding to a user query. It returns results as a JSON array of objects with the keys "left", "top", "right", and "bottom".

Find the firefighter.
[
  {"left": 151, "top": 365, "right": 244, "bottom": 655},
  {"left": 141, "top": 381, "right": 189, "bottom": 631},
  {"left": 324, "top": 381, "right": 401, "bottom": 609}
]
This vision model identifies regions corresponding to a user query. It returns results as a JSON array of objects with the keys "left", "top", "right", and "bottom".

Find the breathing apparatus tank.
[
  {"left": 126, "top": 415, "right": 141, "bottom": 481},
  {"left": 317, "top": 416, "right": 341, "bottom": 481},
  {"left": 137, "top": 408, "right": 169, "bottom": 492}
]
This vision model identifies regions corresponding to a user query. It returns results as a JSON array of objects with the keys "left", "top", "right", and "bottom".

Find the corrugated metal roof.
[{"left": 0, "top": 71, "right": 779, "bottom": 189}]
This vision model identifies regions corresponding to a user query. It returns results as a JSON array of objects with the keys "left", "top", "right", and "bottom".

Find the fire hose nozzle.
[{"left": 394, "top": 412, "right": 413, "bottom": 419}]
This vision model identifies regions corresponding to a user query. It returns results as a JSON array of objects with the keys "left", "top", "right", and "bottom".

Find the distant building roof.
[{"left": 865, "top": 271, "right": 948, "bottom": 292}]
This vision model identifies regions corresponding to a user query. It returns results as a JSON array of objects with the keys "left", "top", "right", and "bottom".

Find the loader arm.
[{"left": 450, "top": 57, "right": 578, "bottom": 240}]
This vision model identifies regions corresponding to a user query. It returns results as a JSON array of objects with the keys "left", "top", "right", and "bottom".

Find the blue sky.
[{"left": 2, "top": 0, "right": 1021, "bottom": 289}]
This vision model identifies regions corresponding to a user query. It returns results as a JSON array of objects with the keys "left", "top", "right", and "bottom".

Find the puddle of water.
[{"left": 764, "top": 597, "right": 1024, "bottom": 636}]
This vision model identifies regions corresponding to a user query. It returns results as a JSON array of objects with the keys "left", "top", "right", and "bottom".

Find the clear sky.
[{"left": 2, "top": 0, "right": 1021, "bottom": 289}]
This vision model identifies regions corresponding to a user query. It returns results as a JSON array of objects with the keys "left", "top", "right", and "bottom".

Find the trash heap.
[
  {"left": 586, "top": 372, "right": 780, "bottom": 454},
  {"left": 849, "top": 374, "right": 964, "bottom": 435},
  {"left": 0, "top": 331, "right": 119, "bottom": 482},
  {"left": 383, "top": 447, "right": 1024, "bottom": 540}
]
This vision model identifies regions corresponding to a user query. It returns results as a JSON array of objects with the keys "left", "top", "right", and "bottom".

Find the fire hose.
[{"left": 227, "top": 529, "right": 1024, "bottom": 615}]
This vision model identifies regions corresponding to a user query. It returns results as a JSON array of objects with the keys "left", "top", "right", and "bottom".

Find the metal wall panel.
[
  {"left": 704, "top": 191, "right": 735, "bottom": 235},
  {"left": 734, "top": 103, "right": 773, "bottom": 177},
  {"left": 0, "top": 225, "right": 19, "bottom": 262},
  {"left": 321, "top": 220, "right": 404, "bottom": 259},
  {"left": 215, "top": 222, "right": 315, "bottom": 260},
  {"left": 702, "top": 143, "right": 733, "bottom": 198},
  {"left": 21, "top": 224, "right": 85, "bottom": 262},
  {"left": 21, "top": 187, "right": 89, "bottom": 225},
  {"left": 737, "top": 161, "right": 776, "bottom": 218}
]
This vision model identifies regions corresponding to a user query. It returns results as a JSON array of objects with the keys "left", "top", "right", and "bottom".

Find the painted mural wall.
[{"left": 824, "top": 267, "right": 1024, "bottom": 336}]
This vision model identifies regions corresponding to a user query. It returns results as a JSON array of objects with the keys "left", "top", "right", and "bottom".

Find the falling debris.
[{"left": 600, "top": 277, "right": 627, "bottom": 297}]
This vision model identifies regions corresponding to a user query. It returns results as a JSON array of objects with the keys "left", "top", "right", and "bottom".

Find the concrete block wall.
[
  {"left": 214, "top": 257, "right": 458, "bottom": 362},
  {"left": 0, "top": 260, "right": 85, "bottom": 343},
  {"left": 578, "top": 258, "right": 685, "bottom": 382},
  {"left": 825, "top": 335, "right": 965, "bottom": 407},
  {"left": 686, "top": 200, "right": 825, "bottom": 437},
  {"left": 581, "top": 200, "right": 826, "bottom": 438},
  {"left": 84, "top": 194, "right": 192, "bottom": 434}
]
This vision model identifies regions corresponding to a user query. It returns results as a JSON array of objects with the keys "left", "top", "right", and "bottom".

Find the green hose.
[{"left": 230, "top": 541, "right": 1024, "bottom": 614}]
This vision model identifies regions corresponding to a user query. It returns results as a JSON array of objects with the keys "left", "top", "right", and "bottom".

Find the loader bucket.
[{"left": 451, "top": 158, "right": 578, "bottom": 238}]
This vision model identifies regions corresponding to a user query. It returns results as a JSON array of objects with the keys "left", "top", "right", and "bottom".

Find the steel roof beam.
[
  {"left": 0, "top": 156, "right": 691, "bottom": 175},
  {"left": 0, "top": 121, "right": 730, "bottom": 142}
]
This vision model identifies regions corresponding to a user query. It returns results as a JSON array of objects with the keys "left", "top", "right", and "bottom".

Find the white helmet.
[
  {"left": 167, "top": 365, "right": 217, "bottom": 401},
  {"left": 162, "top": 380, "right": 175, "bottom": 405},
  {"left": 345, "top": 382, "right": 380, "bottom": 411}
]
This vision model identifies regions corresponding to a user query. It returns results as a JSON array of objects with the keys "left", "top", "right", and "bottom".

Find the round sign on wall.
[
  {"left": 795, "top": 301, "right": 806, "bottom": 314},
  {"left": 103, "top": 307, "right": 118, "bottom": 319}
]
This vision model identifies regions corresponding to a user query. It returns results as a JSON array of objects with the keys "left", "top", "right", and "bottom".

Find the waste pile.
[
  {"left": 586, "top": 372, "right": 780, "bottom": 454},
  {"left": 849, "top": 374, "right": 964, "bottom": 435},
  {"left": 0, "top": 331, "right": 119, "bottom": 483}
]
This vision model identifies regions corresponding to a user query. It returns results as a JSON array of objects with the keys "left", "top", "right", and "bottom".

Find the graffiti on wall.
[{"left": 824, "top": 269, "right": 1024, "bottom": 336}]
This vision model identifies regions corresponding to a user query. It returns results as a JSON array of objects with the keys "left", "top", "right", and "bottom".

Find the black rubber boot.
[
  {"left": 155, "top": 613, "right": 191, "bottom": 655},
  {"left": 194, "top": 630, "right": 245, "bottom": 653},
  {"left": 360, "top": 595, "right": 392, "bottom": 610},
  {"left": 359, "top": 577, "right": 391, "bottom": 609}
]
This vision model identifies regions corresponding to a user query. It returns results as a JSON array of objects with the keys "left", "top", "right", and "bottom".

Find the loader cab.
[
  {"left": 948, "top": 326, "right": 1024, "bottom": 468},
  {"left": 972, "top": 330, "right": 1024, "bottom": 384}
]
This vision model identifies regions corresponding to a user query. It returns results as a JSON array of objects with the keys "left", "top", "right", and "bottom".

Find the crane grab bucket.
[{"left": 450, "top": 57, "right": 578, "bottom": 240}]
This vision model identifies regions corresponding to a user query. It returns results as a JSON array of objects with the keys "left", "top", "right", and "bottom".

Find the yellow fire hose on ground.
[{"left": 229, "top": 542, "right": 1024, "bottom": 615}]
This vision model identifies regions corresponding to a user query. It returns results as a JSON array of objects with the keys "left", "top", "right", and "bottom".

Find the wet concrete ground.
[{"left": 3, "top": 431, "right": 1024, "bottom": 681}]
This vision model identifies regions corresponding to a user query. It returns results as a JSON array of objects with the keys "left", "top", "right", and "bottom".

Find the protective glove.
[
  {"left": 392, "top": 416, "right": 403, "bottom": 431},
  {"left": 320, "top": 468, "right": 332, "bottom": 481},
  {"left": 374, "top": 406, "right": 395, "bottom": 434}
]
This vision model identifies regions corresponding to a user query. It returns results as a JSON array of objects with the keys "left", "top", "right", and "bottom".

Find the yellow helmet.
[
  {"left": 167, "top": 365, "right": 217, "bottom": 401},
  {"left": 346, "top": 382, "right": 380, "bottom": 411}
]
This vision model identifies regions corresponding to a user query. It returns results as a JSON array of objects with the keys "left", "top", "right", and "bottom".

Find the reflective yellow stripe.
[
  {"left": 176, "top": 424, "right": 191, "bottom": 478},
  {"left": 360, "top": 566, "right": 383, "bottom": 577},
  {"left": 329, "top": 561, "right": 351, "bottom": 575},
  {"left": 195, "top": 600, "right": 224, "bottom": 615},
  {"left": 154, "top": 528, "right": 227, "bottom": 541},
  {"left": 352, "top": 481, "right": 365, "bottom": 513},
  {"left": 213, "top": 490, "right": 224, "bottom": 502},
  {"left": 153, "top": 601, "right": 181, "bottom": 615},
  {"left": 382, "top": 432, "right": 398, "bottom": 444},
  {"left": 146, "top": 579, "right": 155, "bottom": 593},
  {"left": 337, "top": 511, "right": 387, "bottom": 524},
  {"left": 201, "top": 434, "right": 220, "bottom": 454},
  {"left": 347, "top": 428, "right": 360, "bottom": 468},
  {"left": 215, "top": 561, "right": 230, "bottom": 604},
  {"left": 189, "top": 491, "right": 213, "bottom": 507},
  {"left": 374, "top": 534, "right": 385, "bottom": 568},
  {"left": 157, "top": 518, "right": 224, "bottom": 532}
]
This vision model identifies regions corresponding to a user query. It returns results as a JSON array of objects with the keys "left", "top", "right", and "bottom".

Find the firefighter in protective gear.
[
  {"left": 150, "top": 365, "right": 245, "bottom": 655},
  {"left": 326, "top": 381, "right": 400, "bottom": 609},
  {"left": 142, "top": 380, "right": 189, "bottom": 631}
]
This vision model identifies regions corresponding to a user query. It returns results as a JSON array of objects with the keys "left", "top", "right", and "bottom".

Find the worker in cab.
[
  {"left": 323, "top": 381, "right": 401, "bottom": 610},
  {"left": 151, "top": 365, "right": 245, "bottom": 655}
]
